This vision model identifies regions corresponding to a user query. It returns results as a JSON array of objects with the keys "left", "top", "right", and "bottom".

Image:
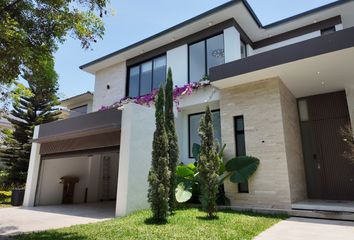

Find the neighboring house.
[
  {"left": 59, "top": 91, "right": 94, "bottom": 119},
  {"left": 0, "top": 118, "right": 11, "bottom": 169},
  {"left": 23, "top": 0, "right": 354, "bottom": 218}
]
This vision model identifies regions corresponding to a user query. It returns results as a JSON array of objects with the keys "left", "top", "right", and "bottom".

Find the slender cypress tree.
[
  {"left": 197, "top": 105, "right": 220, "bottom": 218},
  {"left": 164, "top": 68, "right": 179, "bottom": 213},
  {"left": 0, "top": 57, "right": 60, "bottom": 186},
  {"left": 147, "top": 85, "right": 170, "bottom": 222}
]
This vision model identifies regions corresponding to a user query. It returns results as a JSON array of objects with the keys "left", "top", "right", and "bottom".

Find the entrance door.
[{"left": 299, "top": 91, "right": 354, "bottom": 200}]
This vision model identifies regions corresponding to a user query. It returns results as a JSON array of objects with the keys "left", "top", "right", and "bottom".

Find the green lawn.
[{"left": 16, "top": 208, "right": 285, "bottom": 240}]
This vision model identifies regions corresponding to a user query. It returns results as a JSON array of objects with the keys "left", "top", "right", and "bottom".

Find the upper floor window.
[
  {"left": 321, "top": 26, "right": 336, "bottom": 36},
  {"left": 240, "top": 39, "right": 247, "bottom": 59},
  {"left": 189, "top": 34, "right": 225, "bottom": 83},
  {"left": 127, "top": 55, "right": 167, "bottom": 97},
  {"left": 70, "top": 105, "right": 88, "bottom": 117}
]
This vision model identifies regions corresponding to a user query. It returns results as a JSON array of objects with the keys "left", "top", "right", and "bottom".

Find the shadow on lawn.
[
  {"left": 16, "top": 232, "right": 88, "bottom": 240},
  {"left": 144, "top": 217, "right": 168, "bottom": 225}
]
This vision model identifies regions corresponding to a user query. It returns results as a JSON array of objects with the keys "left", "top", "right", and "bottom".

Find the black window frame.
[
  {"left": 321, "top": 26, "right": 336, "bottom": 36},
  {"left": 234, "top": 115, "right": 249, "bottom": 193},
  {"left": 126, "top": 54, "right": 167, "bottom": 97},
  {"left": 240, "top": 39, "right": 248, "bottom": 59},
  {"left": 188, "top": 109, "right": 221, "bottom": 158},
  {"left": 187, "top": 33, "right": 225, "bottom": 83}
]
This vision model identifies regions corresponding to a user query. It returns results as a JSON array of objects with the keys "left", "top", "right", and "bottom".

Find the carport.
[
  {"left": 23, "top": 109, "right": 121, "bottom": 214},
  {"left": 24, "top": 103, "right": 156, "bottom": 217}
]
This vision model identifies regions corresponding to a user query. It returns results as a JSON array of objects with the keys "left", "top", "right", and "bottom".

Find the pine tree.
[
  {"left": 197, "top": 105, "right": 220, "bottom": 218},
  {"left": 164, "top": 68, "right": 179, "bottom": 213},
  {"left": 0, "top": 58, "right": 60, "bottom": 187},
  {"left": 148, "top": 85, "right": 170, "bottom": 222}
]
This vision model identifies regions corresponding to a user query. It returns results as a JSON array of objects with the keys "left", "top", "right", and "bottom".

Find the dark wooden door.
[{"left": 300, "top": 91, "right": 354, "bottom": 200}]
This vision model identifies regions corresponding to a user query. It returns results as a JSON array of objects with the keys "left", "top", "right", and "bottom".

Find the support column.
[
  {"left": 115, "top": 103, "right": 155, "bottom": 217},
  {"left": 23, "top": 126, "right": 41, "bottom": 207}
]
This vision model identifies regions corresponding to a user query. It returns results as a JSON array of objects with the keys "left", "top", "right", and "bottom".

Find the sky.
[{"left": 54, "top": 0, "right": 337, "bottom": 99}]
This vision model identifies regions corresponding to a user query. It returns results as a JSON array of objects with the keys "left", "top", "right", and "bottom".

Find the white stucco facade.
[{"left": 93, "top": 62, "right": 127, "bottom": 111}]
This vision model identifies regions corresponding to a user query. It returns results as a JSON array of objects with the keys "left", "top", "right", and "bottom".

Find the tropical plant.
[
  {"left": 175, "top": 143, "right": 260, "bottom": 204},
  {"left": 164, "top": 68, "right": 179, "bottom": 214},
  {"left": 147, "top": 86, "right": 170, "bottom": 222}
]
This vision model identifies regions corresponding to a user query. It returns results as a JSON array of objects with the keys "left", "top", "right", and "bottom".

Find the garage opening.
[
  {"left": 36, "top": 150, "right": 119, "bottom": 206},
  {"left": 29, "top": 109, "right": 122, "bottom": 216}
]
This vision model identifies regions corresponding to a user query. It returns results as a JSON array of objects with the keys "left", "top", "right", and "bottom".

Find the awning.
[
  {"left": 209, "top": 26, "right": 354, "bottom": 82},
  {"left": 34, "top": 108, "right": 122, "bottom": 157}
]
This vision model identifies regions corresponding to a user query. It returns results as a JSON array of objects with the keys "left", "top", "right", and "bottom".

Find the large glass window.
[
  {"left": 188, "top": 110, "right": 222, "bottom": 158},
  {"left": 127, "top": 55, "right": 167, "bottom": 97},
  {"left": 234, "top": 115, "right": 249, "bottom": 193},
  {"left": 189, "top": 34, "right": 224, "bottom": 83},
  {"left": 153, "top": 56, "right": 167, "bottom": 89}
]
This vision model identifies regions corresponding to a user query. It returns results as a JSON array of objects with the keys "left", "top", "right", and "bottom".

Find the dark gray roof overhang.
[
  {"left": 209, "top": 26, "right": 354, "bottom": 82},
  {"left": 80, "top": 0, "right": 353, "bottom": 70},
  {"left": 35, "top": 108, "right": 122, "bottom": 143}
]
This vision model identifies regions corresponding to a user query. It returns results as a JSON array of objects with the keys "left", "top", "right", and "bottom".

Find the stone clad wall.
[
  {"left": 220, "top": 78, "right": 305, "bottom": 209},
  {"left": 279, "top": 81, "right": 307, "bottom": 203}
]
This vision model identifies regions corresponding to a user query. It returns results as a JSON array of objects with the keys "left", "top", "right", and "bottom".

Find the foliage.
[
  {"left": 0, "top": 57, "right": 60, "bottom": 187},
  {"left": 15, "top": 209, "right": 285, "bottom": 240},
  {"left": 101, "top": 80, "right": 211, "bottom": 111},
  {"left": 164, "top": 68, "right": 179, "bottom": 213},
  {"left": 0, "top": 0, "right": 109, "bottom": 86},
  {"left": 175, "top": 143, "right": 259, "bottom": 205},
  {"left": 0, "top": 190, "right": 11, "bottom": 203},
  {"left": 220, "top": 156, "right": 260, "bottom": 184},
  {"left": 147, "top": 85, "right": 170, "bottom": 222},
  {"left": 197, "top": 105, "right": 220, "bottom": 218},
  {"left": 341, "top": 124, "right": 354, "bottom": 164}
]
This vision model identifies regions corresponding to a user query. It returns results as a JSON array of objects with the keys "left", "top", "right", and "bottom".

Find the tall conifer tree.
[
  {"left": 148, "top": 86, "right": 170, "bottom": 222},
  {"left": 164, "top": 68, "right": 179, "bottom": 213},
  {"left": 0, "top": 57, "right": 60, "bottom": 186},
  {"left": 197, "top": 105, "right": 220, "bottom": 218}
]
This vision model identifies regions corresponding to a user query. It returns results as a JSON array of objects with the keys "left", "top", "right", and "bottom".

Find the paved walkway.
[
  {"left": 0, "top": 202, "right": 115, "bottom": 236},
  {"left": 255, "top": 217, "right": 354, "bottom": 240}
]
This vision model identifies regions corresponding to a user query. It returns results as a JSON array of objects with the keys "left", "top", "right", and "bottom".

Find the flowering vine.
[{"left": 100, "top": 80, "right": 211, "bottom": 111}]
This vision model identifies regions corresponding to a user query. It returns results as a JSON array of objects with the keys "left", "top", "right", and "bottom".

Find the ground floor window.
[
  {"left": 188, "top": 110, "right": 221, "bottom": 158},
  {"left": 234, "top": 115, "right": 249, "bottom": 193}
]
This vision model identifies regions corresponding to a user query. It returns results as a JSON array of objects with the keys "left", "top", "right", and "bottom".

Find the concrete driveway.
[
  {"left": 255, "top": 217, "right": 354, "bottom": 240},
  {"left": 0, "top": 202, "right": 115, "bottom": 236}
]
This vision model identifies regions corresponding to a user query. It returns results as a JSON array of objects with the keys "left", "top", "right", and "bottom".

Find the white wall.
[
  {"left": 116, "top": 103, "right": 155, "bottom": 217},
  {"left": 93, "top": 62, "right": 127, "bottom": 111},
  {"left": 224, "top": 26, "right": 241, "bottom": 63},
  {"left": 167, "top": 45, "right": 188, "bottom": 87}
]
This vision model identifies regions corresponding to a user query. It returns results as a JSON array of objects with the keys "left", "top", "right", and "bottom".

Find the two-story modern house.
[{"left": 23, "top": 0, "right": 354, "bottom": 218}]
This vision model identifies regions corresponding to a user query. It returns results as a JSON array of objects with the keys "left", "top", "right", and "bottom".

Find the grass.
[
  {"left": 15, "top": 208, "right": 286, "bottom": 240},
  {"left": 0, "top": 190, "right": 11, "bottom": 207}
]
